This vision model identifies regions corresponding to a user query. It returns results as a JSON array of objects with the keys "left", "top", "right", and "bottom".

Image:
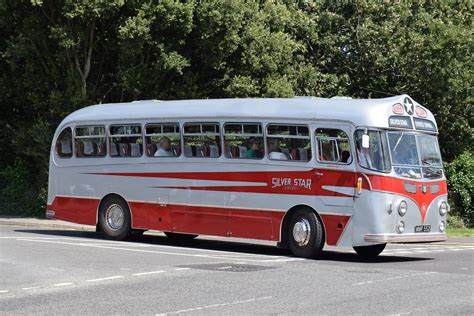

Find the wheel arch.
[
  {"left": 279, "top": 204, "right": 326, "bottom": 248},
  {"left": 96, "top": 193, "right": 134, "bottom": 232}
]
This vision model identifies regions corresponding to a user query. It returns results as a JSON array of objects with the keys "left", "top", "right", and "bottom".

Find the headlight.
[
  {"left": 398, "top": 200, "right": 407, "bottom": 216},
  {"left": 439, "top": 221, "right": 446, "bottom": 232},
  {"left": 439, "top": 202, "right": 448, "bottom": 216},
  {"left": 397, "top": 221, "right": 405, "bottom": 233}
]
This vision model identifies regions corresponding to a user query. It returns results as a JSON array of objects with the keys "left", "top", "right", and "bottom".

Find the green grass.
[{"left": 447, "top": 227, "right": 474, "bottom": 237}]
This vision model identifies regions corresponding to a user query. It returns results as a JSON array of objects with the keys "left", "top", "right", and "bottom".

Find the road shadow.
[
  {"left": 319, "top": 250, "right": 432, "bottom": 264},
  {"left": 14, "top": 228, "right": 431, "bottom": 263}
]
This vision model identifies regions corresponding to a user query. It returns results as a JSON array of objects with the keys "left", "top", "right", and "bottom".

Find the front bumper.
[{"left": 364, "top": 233, "right": 447, "bottom": 243}]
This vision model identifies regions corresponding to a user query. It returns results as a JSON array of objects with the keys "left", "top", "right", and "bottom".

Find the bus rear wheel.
[
  {"left": 353, "top": 244, "right": 386, "bottom": 259},
  {"left": 288, "top": 208, "right": 325, "bottom": 259},
  {"left": 99, "top": 196, "right": 131, "bottom": 241},
  {"left": 164, "top": 232, "right": 198, "bottom": 240}
]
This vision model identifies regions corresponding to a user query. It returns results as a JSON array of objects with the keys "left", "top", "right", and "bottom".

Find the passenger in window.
[
  {"left": 246, "top": 138, "right": 263, "bottom": 159},
  {"left": 268, "top": 139, "right": 288, "bottom": 160},
  {"left": 155, "top": 137, "right": 174, "bottom": 157}
]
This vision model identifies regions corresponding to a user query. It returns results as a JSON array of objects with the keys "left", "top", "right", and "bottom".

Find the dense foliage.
[
  {"left": 0, "top": 1, "right": 472, "bottom": 222},
  {"left": 445, "top": 151, "right": 474, "bottom": 226}
]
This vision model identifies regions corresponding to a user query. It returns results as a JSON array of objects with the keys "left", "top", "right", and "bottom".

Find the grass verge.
[{"left": 447, "top": 227, "right": 474, "bottom": 237}]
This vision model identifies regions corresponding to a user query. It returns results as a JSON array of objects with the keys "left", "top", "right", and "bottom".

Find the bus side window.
[
  {"left": 183, "top": 123, "right": 221, "bottom": 158},
  {"left": 224, "top": 123, "right": 263, "bottom": 159},
  {"left": 74, "top": 126, "right": 106, "bottom": 158},
  {"left": 266, "top": 124, "right": 311, "bottom": 162},
  {"left": 315, "top": 128, "right": 351, "bottom": 164},
  {"left": 109, "top": 125, "right": 142, "bottom": 158},
  {"left": 145, "top": 123, "right": 180, "bottom": 157},
  {"left": 56, "top": 127, "right": 73, "bottom": 158}
]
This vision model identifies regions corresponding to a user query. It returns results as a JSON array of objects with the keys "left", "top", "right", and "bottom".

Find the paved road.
[{"left": 1, "top": 224, "right": 473, "bottom": 314}]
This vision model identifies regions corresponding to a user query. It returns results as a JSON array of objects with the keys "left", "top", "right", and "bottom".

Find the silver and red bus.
[{"left": 47, "top": 95, "right": 448, "bottom": 258}]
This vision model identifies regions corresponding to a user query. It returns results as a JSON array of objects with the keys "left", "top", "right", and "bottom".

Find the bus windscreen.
[{"left": 387, "top": 132, "right": 443, "bottom": 180}]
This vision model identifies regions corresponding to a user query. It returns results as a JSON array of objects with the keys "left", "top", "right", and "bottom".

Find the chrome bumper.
[{"left": 364, "top": 233, "right": 447, "bottom": 243}]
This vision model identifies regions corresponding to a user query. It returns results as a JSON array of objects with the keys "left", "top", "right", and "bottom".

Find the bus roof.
[{"left": 60, "top": 95, "right": 436, "bottom": 131}]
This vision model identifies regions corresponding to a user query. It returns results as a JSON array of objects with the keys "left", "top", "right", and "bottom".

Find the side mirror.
[{"left": 362, "top": 134, "right": 370, "bottom": 148}]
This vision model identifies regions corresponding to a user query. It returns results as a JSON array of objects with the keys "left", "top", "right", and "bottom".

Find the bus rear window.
[
  {"left": 74, "top": 126, "right": 106, "bottom": 158},
  {"left": 56, "top": 127, "right": 72, "bottom": 158}
]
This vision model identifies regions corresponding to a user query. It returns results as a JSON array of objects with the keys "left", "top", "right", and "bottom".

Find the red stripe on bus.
[
  {"left": 150, "top": 185, "right": 349, "bottom": 197},
  {"left": 82, "top": 170, "right": 447, "bottom": 223},
  {"left": 89, "top": 169, "right": 357, "bottom": 197},
  {"left": 47, "top": 196, "right": 349, "bottom": 245}
]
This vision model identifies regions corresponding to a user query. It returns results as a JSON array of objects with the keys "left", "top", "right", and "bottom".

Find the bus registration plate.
[{"left": 414, "top": 225, "right": 431, "bottom": 233}]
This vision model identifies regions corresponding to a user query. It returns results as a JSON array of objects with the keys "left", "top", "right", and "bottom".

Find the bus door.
[{"left": 312, "top": 124, "right": 357, "bottom": 208}]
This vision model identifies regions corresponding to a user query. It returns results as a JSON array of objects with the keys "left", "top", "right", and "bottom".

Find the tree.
[{"left": 0, "top": 1, "right": 472, "bottom": 218}]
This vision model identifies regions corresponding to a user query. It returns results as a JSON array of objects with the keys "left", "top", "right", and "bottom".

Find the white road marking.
[
  {"left": 217, "top": 266, "right": 232, "bottom": 270},
  {"left": 460, "top": 268, "right": 468, "bottom": 270},
  {"left": 156, "top": 296, "right": 272, "bottom": 315},
  {"left": 86, "top": 276, "right": 124, "bottom": 283},
  {"left": 22, "top": 286, "right": 40, "bottom": 291},
  {"left": 49, "top": 267, "right": 65, "bottom": 271},
  {"left": 133, "top": 271, "right": 165, "bottom": 276},
  {"left": 353, "top": 271, "right": 438, "bottom": 286},
  {"left": 15, "top": 238, "right": 299, "bottom": 263},
  {"left": 173, "top": 268, "right": 190, "bottom": 271},
  {"left": 383, "top": 251, "right": 413, "bottom": 255},
  {"left": 3, "top": 235, "right": 287, "bottom": 258},
  {"left": 0, "top": 290, "right": 9, "bottom": 293},
  {"left": 382, "top": 245, "right": 474, "bottom": 256},
  {"left": 53, "top": 282, "right": 73, "bottom": 287},
  {"left": 384, "top": 246, "right": 474, "bottom": 252}
]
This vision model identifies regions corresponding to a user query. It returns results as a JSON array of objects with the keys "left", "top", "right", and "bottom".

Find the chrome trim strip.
[{"left": 364, "top": 233, "right": 447, "bottom": 243}]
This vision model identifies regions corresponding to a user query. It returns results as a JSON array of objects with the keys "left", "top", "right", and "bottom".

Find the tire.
[
  {"left": 288, "top": 207, "right": 325, "bottom": 259},
  {"left": 98, "top": 196, "right": 131, "bottom": 240},
  {"left": 164, "top": 232, "right": 198, "bottom": 240},
  {"left": 353, "top": 243, "right": 386, "bottom": 259}
]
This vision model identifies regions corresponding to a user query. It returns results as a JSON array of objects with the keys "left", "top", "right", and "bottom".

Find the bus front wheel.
[
  {"left": 98, "top": 196, "right": 131, "bottom": 241},
  {"left": 288, "top": 208, "right": 325, "bottom": 259},
  {"left": 353, "top": 244, "right": 386, "bottom": 259}
]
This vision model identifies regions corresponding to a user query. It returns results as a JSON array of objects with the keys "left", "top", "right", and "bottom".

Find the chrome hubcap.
[
  {"left": 293, "top": 218, "right": 311, "bottom": 247},
  {"left": 105, "top": 204, "right": 124, "bottom": 231}
]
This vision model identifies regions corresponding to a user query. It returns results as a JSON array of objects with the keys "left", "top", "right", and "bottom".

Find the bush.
[
  {"left": 447, "top": 213, "right": 466, "bottom": 229},
  {"left": 445, "top": 151, "right": 474, "bottom": 227},
  {"left": 0, "top": 160, "right": 45, "bottom": 217}
]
